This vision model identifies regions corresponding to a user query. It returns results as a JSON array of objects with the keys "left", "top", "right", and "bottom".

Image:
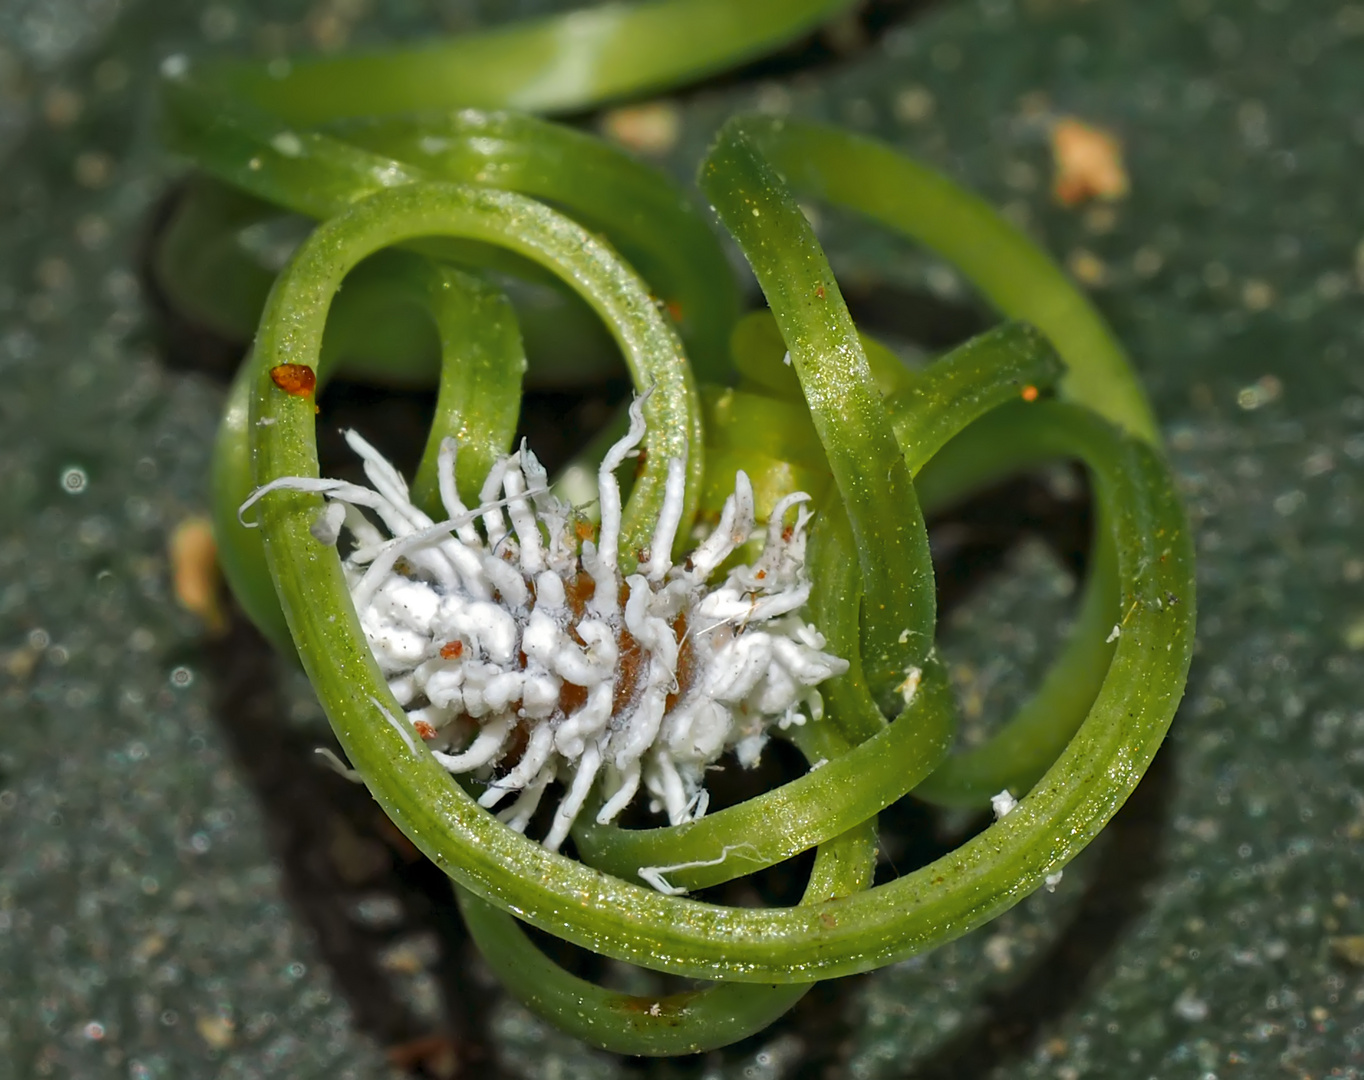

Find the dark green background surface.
[{"left": 1, "top": 0, "right": 1362, "bottom": 1076}]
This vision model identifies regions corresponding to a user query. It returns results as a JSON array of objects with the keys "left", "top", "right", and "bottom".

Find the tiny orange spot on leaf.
[
  {"left": 270, "top": 363, "right": 316, "bottom": 397},
  {"left": 1021, "top": 384, "right": 1039, "bottom": 402}
]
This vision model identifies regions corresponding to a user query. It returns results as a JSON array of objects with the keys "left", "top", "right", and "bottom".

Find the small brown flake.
[
  {"left": 1067, "top": 248, "right": 1109, "bottom": 287},
  {"left": 169, "top": 518, "right": 226, "bottom": 634},
  {"left": 195, "top": 1014, "right": 235, "bottom": 1050},
  {"left": 269, "top": 363, "right": 316, "bottom": 397},
  {"left": 601, "top": 101, "right": 681, "bottom": 156},
  {"left": 1051, "top": 118, "right": 1129, "bottom": 206}
]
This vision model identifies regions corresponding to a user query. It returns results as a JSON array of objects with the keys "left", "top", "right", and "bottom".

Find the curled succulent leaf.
[{"left": 163, "top": 0, "right": 1194, "bottom": 1057}]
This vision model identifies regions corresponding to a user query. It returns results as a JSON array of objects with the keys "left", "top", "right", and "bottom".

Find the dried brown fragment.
[
  {"left": 412, "top": 719, "right": 437, "bottom": 741},
  {"left": 665, "top": 612, "right": 693, "bottom": 714},
  {"left": 600, "top": 100, "right": 681, "bottom": 155},
  {"left": 558, "top": 680, "right": 589, "bottom": 716},
  {"left": 269, "top": 362, "right": 317, "bottom": 397},
  {"left": 195, "top": 1014, "right": 235, "bottom": 1050},
  {"left": 169, "top": 517, "right": 226, "bottom": 634},
  {"left": 1051, "top": 118, "right": 1129, "bottom": 206}
]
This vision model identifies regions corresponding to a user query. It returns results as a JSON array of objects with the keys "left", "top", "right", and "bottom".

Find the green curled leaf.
[
  {"left": 734, "top": 115, "right": 1160, "bottom": 442},
  {"left": 211, "top": 252, "right": 525, "bottom": 651},
  {"left": 700, "top": 116, "right": 936, "bottom": 718},
  {"left": 248, "top": 184, "right": 1192, "bottom": 980},
  {"left": 572, "top": 665, "right": 952, "bottom": 891},
  {"left": 458, "top": 736, "right": 878, "bottom": 1057},
  {"left": 195, "top": 0, "right": 860, "bottom": 122},
  {"left": 162, "top": 84, "right": 737, "bottom": 381}
]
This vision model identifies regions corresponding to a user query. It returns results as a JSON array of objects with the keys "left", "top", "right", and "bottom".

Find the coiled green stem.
[{"left": 164, "top": 0, "right": 1195, "bottom": 1057}]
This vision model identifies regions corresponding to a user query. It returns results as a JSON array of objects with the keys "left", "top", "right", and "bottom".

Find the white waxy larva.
[{"left": 246, "top": 401, "right": 849, "bottom": 863}]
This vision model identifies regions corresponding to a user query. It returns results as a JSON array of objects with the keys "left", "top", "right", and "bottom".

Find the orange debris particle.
[
  {"left": 439, "top": 640, "right": 464, "bottom": 659},
  {"left": 600, "top": 100, "right": 681, "bottom": 156},
  {"left": 269, "top": 363, "right": 316, "bottom": 397},
  {"left": 1050, "top": 118, "right": 1129, "bottom": 207},
  {"left": 169, "top": 517, "right": 226, "bottom": 634},
  {"left": 413, "top": 720, "right": 437, "bottom": 741},
  {"left": 1021, "top": 384, "right": 1039, "bottom": 402}
]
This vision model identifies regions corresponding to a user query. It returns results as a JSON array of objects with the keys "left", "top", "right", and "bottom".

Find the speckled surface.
[{"left": 2, "top": 0, "right": 1362, "bottom": 1078}]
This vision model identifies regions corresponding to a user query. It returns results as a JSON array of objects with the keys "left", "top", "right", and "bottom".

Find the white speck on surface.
[
  {"left": 1106, "top": 624, "right": 1121, "bottom": 643},
  {"left": 896, "top": 665, "right": 922, "bottom": 706},
  {"left": 60, "top": 465, "right": 88, "bottom": 494},
  {"left": 269, "top": 131, "right": 304, "bottom": 158},
  {"left": 982, "top": 934, "right": 1014, "bottom": 972},
  {"left": 1173, "top": 988, "right": 1209, "bottom": 1022},
  {"left": 991, "top": 789, "right": 1018, "bottom": 819},
  {"left": 159, "top": 53, "right": 189, "bottom": 79},
  {"left": 310, "top": 501, "right": 347, "bottom": 546}
]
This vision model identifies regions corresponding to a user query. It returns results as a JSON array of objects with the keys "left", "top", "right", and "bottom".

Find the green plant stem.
[
  {"left": 162, "top": 85, "right": 738, "bottom": 383},
  {"left": 182, "top": 1, "right": 1197, "bottom": 1056},
  {"left": 458, "top": 740, "right": 877, "bottom": 1056},
  {"left": 572, "top": 662, "right": 952, "bottom": 890},
  {"left": 330, "top": 111, "right": 738, "bottom": 377},
  {"left": 198, "top": 0, "right": 859, "bottom": 122},
  {"left": 253, "top": 184, "right": 1193, "bottom": 979},
  {"left": 158, "top": 180, "right": 619, "bottom": 386},
  {"left": 406, "top": 266, "right": 527, "bottom": 513},
  {"left": 887, "top": 322, "right": 1065, "bottom": 473},
  {"left": 700, "top": 117, "right": 937, "bottom": 717},
  {"left": 911, "top": 405, "right": 1122, "bottom": 805},
  {"left": 737, "top": 115, "right": 1160, "bottom": 442},
  {"left": 212, "top": 252, "right": 525, "bottom": 651}
]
